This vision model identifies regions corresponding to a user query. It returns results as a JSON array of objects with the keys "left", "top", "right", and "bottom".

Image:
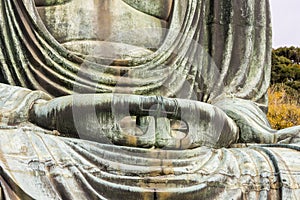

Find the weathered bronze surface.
[{"left": 0, "top": 0, "right": 300, "bottom": 199}]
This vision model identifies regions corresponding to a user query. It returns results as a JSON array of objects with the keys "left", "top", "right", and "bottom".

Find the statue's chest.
[
  {"left": 122, "top": 0, "right": 172, "bottom": 20},
  {"left": 35, "top": 0, "right": 169, "bottom": 51},
  {"left": 35, "top": 0, "right": 171, "bottom": 20}
]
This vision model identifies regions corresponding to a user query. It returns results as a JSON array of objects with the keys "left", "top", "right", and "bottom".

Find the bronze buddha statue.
[{"left": 0, "top": 0, "right": 299, "bottom": 199}]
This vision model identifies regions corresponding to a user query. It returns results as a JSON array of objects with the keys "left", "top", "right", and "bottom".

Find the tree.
[{"left": 268, "top": 47, "right": 300, "bottom": 129}]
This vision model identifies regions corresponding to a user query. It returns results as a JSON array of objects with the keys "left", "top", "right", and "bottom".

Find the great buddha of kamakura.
[{"left": 0, "top": 0, "right": 300, "bottom": 199}]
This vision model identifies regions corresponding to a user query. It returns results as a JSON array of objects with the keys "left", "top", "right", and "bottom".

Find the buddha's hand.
[{"left": 29, "top": 94, "right": 239, "bottom": 149}]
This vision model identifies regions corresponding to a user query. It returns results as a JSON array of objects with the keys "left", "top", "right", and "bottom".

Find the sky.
[{"left": 270, "top": 0, "right": 300, "bottom": 48}]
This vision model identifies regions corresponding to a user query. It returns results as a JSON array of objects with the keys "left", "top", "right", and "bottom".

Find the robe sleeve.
[
  {"left": 214, "top": 97, "right": 300, "bottom": 145},
  {"left": 214, "top": 97, "right": 276, "bottom": 144},
  {"left": 0, "top": 83, "right": 51, "bottom": 125}
]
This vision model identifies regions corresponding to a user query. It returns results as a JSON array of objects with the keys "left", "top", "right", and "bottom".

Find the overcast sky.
[{"left": 270, "top": 0, "right": 300, "bottom": 48}]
